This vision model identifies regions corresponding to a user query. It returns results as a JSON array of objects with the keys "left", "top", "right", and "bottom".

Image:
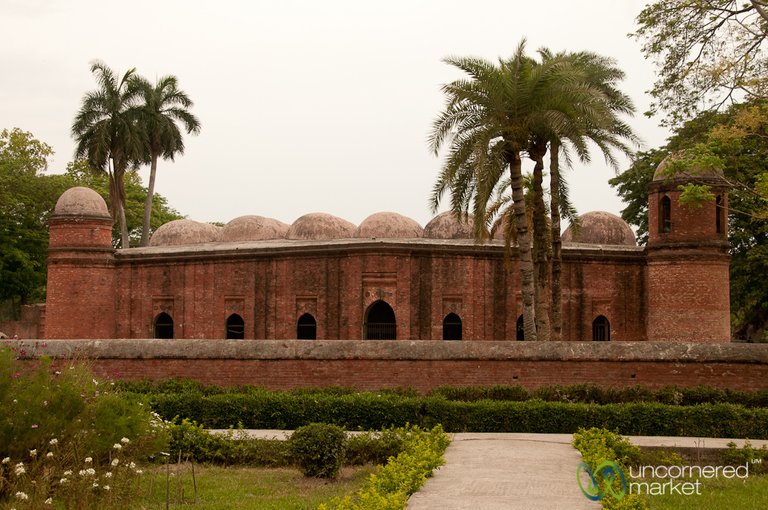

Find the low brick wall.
[{"left": 9, "top": 340, "right": 768, "bottom": 393}]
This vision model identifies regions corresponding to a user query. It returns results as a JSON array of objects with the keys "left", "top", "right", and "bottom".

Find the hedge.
[{"left": 144, "top": 392, "right": 768, "bottom": 438}]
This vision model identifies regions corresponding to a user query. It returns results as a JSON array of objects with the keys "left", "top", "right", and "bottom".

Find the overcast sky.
[{"left": 2, "top": 0, "right": 669, "bottom": 228}]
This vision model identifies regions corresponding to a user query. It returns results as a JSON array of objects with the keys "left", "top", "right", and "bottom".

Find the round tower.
[
  {"left": 45, "top": 187, "right": 116, "bottom": 339},
  {"left": 646, "top": 153, "right": 731, "bottom": 342}
]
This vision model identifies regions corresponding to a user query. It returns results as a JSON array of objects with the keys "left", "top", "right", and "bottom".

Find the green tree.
[
  {"left": 65, "top": 160, "right": 184, "bottom": 247},
  {"left": 633, "top": 0, "right": 768, "bottom": 125},
  {"left": 429, "top": 41, "right": 622, "bottom": 341},
  {"left": 0, "top": 129, "right": 70, "bottom": 307},
  {"left": 134, "top": 74, "right": 200, "bottom": 247},
  {"left": 610, "top": 101, "right": 768, "bottom": 340},
  {"left": 72, "top": 61, "right": 145, "bottom": 248}
]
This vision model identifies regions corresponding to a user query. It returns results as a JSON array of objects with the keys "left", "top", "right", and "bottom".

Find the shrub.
[
  {"left": 288, "top": 423, "right": 347, "bottom": 479},
  {"left": 721, "top": 440, "right": 768, "bottom": 475},
  {"left": 345, "top": 428, "right": 407, "bottom": 466}
]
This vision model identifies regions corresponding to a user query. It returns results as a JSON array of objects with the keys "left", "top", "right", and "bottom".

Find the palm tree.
[
  {"left": 133, "top": 75, "right": 201, "bottom": 246},
  {"left": 429, "top": 41, "right": 616, "bottom": 341},
  {"left": 539, "top": 49, "right": 639, "bottom": 341},
  {"left": 72, "top": 62, "right": 145, "bottom": 248}
]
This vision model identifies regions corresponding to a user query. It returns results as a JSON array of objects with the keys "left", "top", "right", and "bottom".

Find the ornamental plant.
[{"left": 0, "top": 344, "right": 168, "bottom": 508}]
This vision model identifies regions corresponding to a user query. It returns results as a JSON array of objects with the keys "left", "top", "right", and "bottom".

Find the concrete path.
[{"left": 407, "top": 433, "right": 599, "bottom": 510}]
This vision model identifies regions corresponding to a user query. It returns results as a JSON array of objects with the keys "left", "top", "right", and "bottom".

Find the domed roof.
[
  {"left": 149, "top": 219, "right": 223, "bottom": 246},
  {"left": 222, "top": 215, "right": 289, "bottom": 242},
  {"left": 54, "top": 187, "right": 110, "bottom": 217},
  {"left": 355, "top": 212, "right": 423, "bottom": 238},
  {"left": 653, "top": 150, "right": 725, "bottom": 181},
  {"left": 286, "top": 213, "right": 356, "bottom": 240},
  {"left": 562, "top": 211, "right": 636, "bottom": 246},
  {"left": 424, "top": 212, "right": 475, "bottom": 239}
]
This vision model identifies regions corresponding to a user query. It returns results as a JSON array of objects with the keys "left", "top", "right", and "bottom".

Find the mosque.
[{"left": 42, "top": 158, "right": 731, "bottom": 343}]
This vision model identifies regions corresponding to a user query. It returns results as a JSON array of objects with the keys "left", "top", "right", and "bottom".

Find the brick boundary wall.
[{"left": 7, "top": 340, "right": 768, "bottom": 393}]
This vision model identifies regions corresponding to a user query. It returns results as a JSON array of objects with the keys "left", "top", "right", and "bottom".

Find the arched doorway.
[
  {"left": 364, "top": 300, "right": 396, "bottom": 340},
  {"left": 226, "top": 313, "right": 245, "bottom": 339},
  {"left": 593, "top": 315, "right": 610, "bottom": 341},
  {"left": 443, "top": 313, "right": 462, "bottom": 340},
  {"left": 154, "top": 312, "right": 174, "bottom": 339},
  {"left": 516, "top": 315, "right": 525, "bottom": 341},
  {"left": 297, "top": 313, "right": 317, "bottom": 340}
]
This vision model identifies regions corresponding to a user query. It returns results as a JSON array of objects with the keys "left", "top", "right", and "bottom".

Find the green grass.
[
  {"left": 135, "top": 464, "right": 377, "bottom": 510},
  {"left": 647, "top": 474, "right": 768, "bottom": 509}
]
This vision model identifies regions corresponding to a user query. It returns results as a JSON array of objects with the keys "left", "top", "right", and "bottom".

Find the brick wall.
[{"left": 18, "top": 340, "right": 768, "bottom": 393}]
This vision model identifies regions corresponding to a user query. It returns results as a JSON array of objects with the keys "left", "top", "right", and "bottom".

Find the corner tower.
[
  {"left": 646, "top": 153, "right": 731, "bottom": 342},
  {"left": 45, "top": 187, "right": 116, "bottom": 338}
]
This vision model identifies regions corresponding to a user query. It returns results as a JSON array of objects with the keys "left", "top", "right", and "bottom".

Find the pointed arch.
[
  {"left": 297, "top": 313, "right": 317, "bottom": 340},
  {"left": 442, "top": 312, "right": 462, "bottom": 340},
  {"left": 660, "top": 195, "right": 672, "bottom": 233},
  {"left": 154, "top": 312, "right": 174, "bottom": 339},
  {"left": 225, "top": 313, "right": 245, "bottom": 339},
  {"left": 364, "top": 300, "right": 396, "bottom": 340},
  {"left": 593, "top": 315, "right": 610, "bottom": 341}
]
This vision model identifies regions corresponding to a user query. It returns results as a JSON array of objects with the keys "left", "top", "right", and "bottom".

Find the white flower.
[
  {"left": 104, "top": 471, "right": 113, "bottom": 478},
  {"left": 14, "top": 464, "right": 25, "bottom": 476},
  {"left": 92, "top": 378, "right": 98, "bottom": 386},
  {"left": 49, "top": 438, "right": 58, "bottom": 446},
  {"left": 29, "top": 449, "right": 37, "bottom": 457},
  {"left": 111, "top": 458, "right": 119, "bottom": 467},
  {"left": 113, "top": 443, "right": 122, "bottom": 450},
  {"left": 121, "top": 437, "right": 130, "bottom": 444},
  {"left": 78, "top": 470, "right": 86, "bottom": 476},
  {"left": 86, "top": 468, "right": 95, "bottom": 476},
  {"left": 45, "top": 497, "right": 53, "bottom": 505},
  {"left": 84, "top": 457, "right": 92, "bottom": 463},
  {"left": 136, "top": 469, "right": 144, "bottom": 475},
  {"left": 63, "top": 470, "right": 72, "bottom": 476},
  {"left": 129, "top": 462, "right": 136, "bottom": 469},
  {"left": 103, "top": 485, "right": 111, "bottom": 491},
  {"left": 1, "top": 457, "right": 9, "bottom": 464},
  {"left": 46, "top": 452, "right": 54, "bottom": 458},
  {"left": 59, "top": 477, "right": 68, "bottom": 484},
  {"left": 15, "top": 492, "right": 29, "bottom": 500},
  {"left": 92, "top": 482, "right": 99, "bottom": 488}
]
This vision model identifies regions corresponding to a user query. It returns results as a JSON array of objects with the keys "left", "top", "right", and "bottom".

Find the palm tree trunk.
[
  {"left": 140, "top": 153, "right": 158, "bottom": 247},
  {"left": 508, "top": 151, "right": 537, "bottom": 342},
  {"left": 532, "top": 155, "right": 551, "bottom": 341},
  {"left": 109, "top": 165, "right": 130, "bottom": 249},
  {"left": 549, "top": 140, "right": 563, "bottom": 342}
]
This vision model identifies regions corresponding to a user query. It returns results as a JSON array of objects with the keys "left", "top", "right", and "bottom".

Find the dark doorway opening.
[
  {"left": 443, "top": 313, "right": 462, "bottom": 340},
  {"left": 297, "top": 313, "right": 317, "bottom": 340},
  {"left": 226, "top": 313, "right": 245, "bottom": 339},
  {"left": 364, "top": 300, "right": 396, "bottom": 340},
  {"left": 516, "top": 315, "right": 525, "bottom": 341},
  {"left": 154, "top": 312, "right": 174, "bottom": 339},
  {"left": 593, "top": 315, "right": 610, "bottom": 341}
]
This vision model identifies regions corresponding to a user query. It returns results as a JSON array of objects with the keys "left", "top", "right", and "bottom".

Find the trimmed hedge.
[
  {"left": 117, "top": 380, "right": 768, "bottom": 408},
  {"left": 146, "top": 392, "right": 768, "bottom": 438}
]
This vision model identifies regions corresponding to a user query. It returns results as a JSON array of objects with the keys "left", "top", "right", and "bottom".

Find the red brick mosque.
[{"left": 43, "top": 160, "right": 731, "bottom": 343}]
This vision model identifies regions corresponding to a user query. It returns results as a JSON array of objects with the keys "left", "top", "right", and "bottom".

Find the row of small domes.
[{"left": 53, "top": 187, "right": 637, "bottom": 247}]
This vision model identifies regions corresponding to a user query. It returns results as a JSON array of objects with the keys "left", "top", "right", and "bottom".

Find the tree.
[
  {"left": 72, "top": 62, "right": 145, "bottom": 248},
  {"left": 0, "top": 129, "right": 71, "bottom": 307},
  {"left": 134, "top": 75, "right": 200, "bottom": 246},
  {"left": 65, "top": 160, "right": 184, "bottom": 248},
  {"left": 610, "top": 101, "right": 768, "bottom": 340},
  {"left": 634, "top": 0, "right": 768, "bottom": 124},
  {"left": 429, "top": 42, "right": 622, "bottom": 341}
]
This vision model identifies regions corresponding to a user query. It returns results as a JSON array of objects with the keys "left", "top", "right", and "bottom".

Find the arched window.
[
  {"left": 442, "top": 313, "right": 462, "bottom": 340},
  {"left": 716, "top": 195, "right": 724, "bottom": 234},
  {"left": 226, "top": 313, "right": 245, "bottom": 339},
  {"left": 516, "top": 315, "right": 525, "bottom": 341},
  {"left": 154, "top": 312, "right": 174, "bottom": 339},
  {"left": 297, "top": 313, "right": 317, "bottom": 340},
  {"left": 364, "top": 300, "right": 396, "bottom": 340},
  {"left": 660, "top": 195, "right": 672, "bottom": 233},
  {"left": 593, "top": 315, "right": 610, "bottom": 342}
]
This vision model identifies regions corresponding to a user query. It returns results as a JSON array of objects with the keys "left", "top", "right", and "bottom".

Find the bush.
[
  {"left": 345, "top": 428, "right": 407, "bottom": 466},
  {"left": 288, "top": 423, "right": 347, "bottom": 479}
]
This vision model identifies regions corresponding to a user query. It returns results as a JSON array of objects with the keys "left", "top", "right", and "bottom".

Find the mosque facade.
[{"left": 43, "top": 162, "right": 732, "bottom": 343}]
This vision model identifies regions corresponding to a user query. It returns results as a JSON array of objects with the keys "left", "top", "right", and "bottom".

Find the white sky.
[{"left": 1, "top": 0, "right": 669, "bottom": 228}]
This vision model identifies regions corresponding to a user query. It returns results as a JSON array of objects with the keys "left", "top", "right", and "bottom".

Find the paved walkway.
[{"left": 407, "top": 433, "right": 598, "bottom": 510}]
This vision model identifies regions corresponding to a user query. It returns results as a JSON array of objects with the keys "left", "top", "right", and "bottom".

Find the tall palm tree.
[
  {"left": 539, "top": 49, "right": 639, "bottom": 341},
  {"left": 72, "top": 62, "right": 145, "bottom": 248},
  {"left": 134, "top": 75, "right": 201, "bottom": 246},
  {"left": 429, "top": 41, "right": 616, "bottom": 341}
]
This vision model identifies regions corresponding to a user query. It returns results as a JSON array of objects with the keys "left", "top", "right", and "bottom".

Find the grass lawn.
[
  {"left": 647, "top": 474, "right": 768, "bottom": 509},
  {"left": 135, "top": 464, "right": 376, "bottom": 510}
]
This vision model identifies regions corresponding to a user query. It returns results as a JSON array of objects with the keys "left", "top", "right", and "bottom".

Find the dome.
[
  {"left": 54, "top": 187, "right": 110, "bottom": 217},
  {"left": 355, "top": 212, "right": 423, "bottom": 238},
  {"left": 424, "top": 212, "right": 475, "bottom": 239},
  {"left": 562, "top": 211, "right": 636, "bottom": 246},
  {"left": 222, "top": 215, "right": 290, "bottom": 242},
  {"left": 286, "top": 213, "right": 356, "bottom": 240},
  {"left": 149, "top": 219, "right": 223, "bottom": 246},
  {"left": 653, "top": 150, "right": 725, "bottom": 181}
]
